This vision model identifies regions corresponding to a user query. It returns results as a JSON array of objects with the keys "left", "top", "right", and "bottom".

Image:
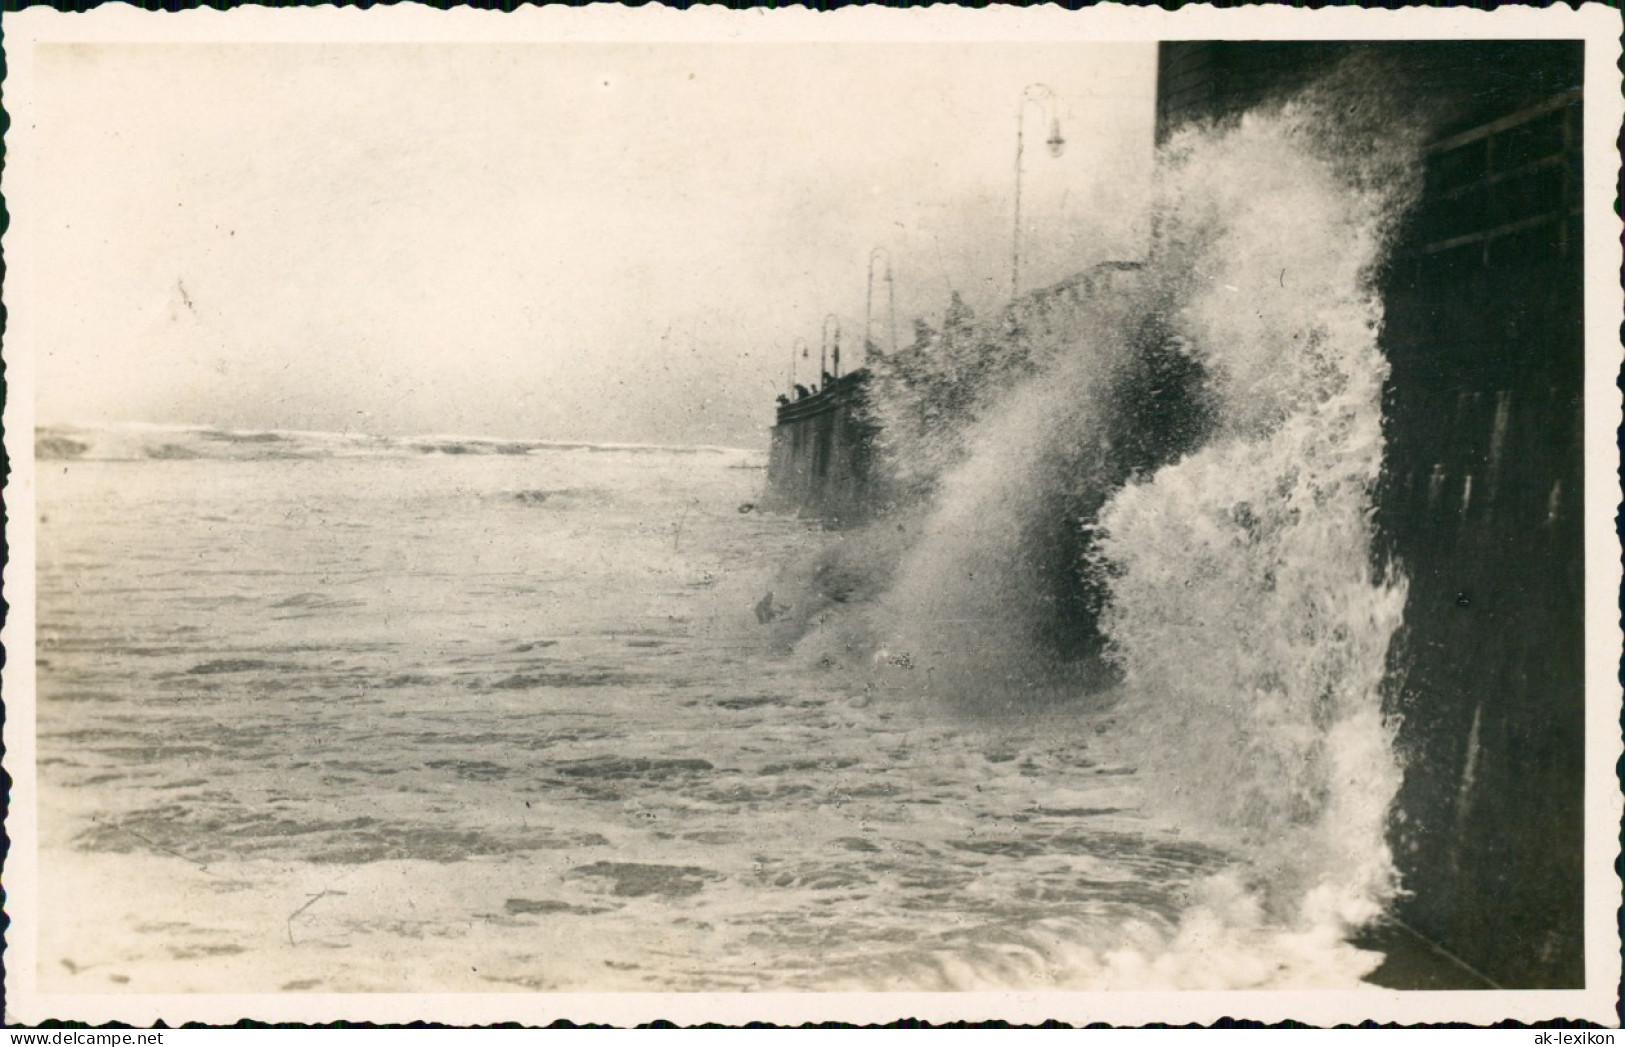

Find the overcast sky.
[{"left": 32, "top": 41, "right": 1156, "bottom": 446}]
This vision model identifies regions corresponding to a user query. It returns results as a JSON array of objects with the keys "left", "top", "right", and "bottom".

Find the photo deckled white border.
[{"left": 3, "top": 2, "right": 1620, "bottom": 1028}]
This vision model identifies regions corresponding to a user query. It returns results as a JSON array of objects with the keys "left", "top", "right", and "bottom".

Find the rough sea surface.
[{"left": 33, "top": 422, "right": 1392, "bottom": 994}]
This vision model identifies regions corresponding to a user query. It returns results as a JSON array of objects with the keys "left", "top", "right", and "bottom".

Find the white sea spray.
[{"left": 1093, "top": 80, "right": 1424, "bottom": 935}]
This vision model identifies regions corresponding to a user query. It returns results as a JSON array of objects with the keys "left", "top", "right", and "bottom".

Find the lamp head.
[{"left": 1046, "top": 118, "right": 1066, "bottom": 158}]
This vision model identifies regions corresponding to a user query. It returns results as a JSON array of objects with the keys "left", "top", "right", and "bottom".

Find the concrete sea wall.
[
  {"left": 1374, "top": 87, "right": 1586, "bottom": 989},
  {"left": 764, "top": 371, "right": 879, "bottom": 527}
]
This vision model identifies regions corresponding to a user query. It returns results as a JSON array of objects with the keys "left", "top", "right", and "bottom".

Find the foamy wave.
[
  {"left": 824, "top": 872, "right": 1385, "bottom": 991},
  {"left": 34, "top": 423, "right": 765, "bottom": 466},
  {"left": 1093, "top": 78, "right": 1422, "bottom": 925}
]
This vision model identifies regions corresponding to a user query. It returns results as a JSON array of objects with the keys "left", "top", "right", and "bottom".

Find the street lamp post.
[
  {"left": 866, "top": 247, "right": 899, "bottom": 359},
  {"left": 790, "top": 336, "right": 808, "bottom": 395},
  {"left": 1012, "top": 83, "right": 1066, "bottom": 301},
  {"left": 822, "top": 313, "right": 841, "bottom": 387}
]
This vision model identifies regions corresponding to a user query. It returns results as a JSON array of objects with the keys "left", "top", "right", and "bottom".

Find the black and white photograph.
[{"left": 3, "top": 4, "right": 1620, "bottom": 1027}]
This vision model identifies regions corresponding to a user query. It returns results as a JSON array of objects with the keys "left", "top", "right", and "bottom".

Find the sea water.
[{"left": 32, "top": 419, "right": 1373, "bottom": 993}]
